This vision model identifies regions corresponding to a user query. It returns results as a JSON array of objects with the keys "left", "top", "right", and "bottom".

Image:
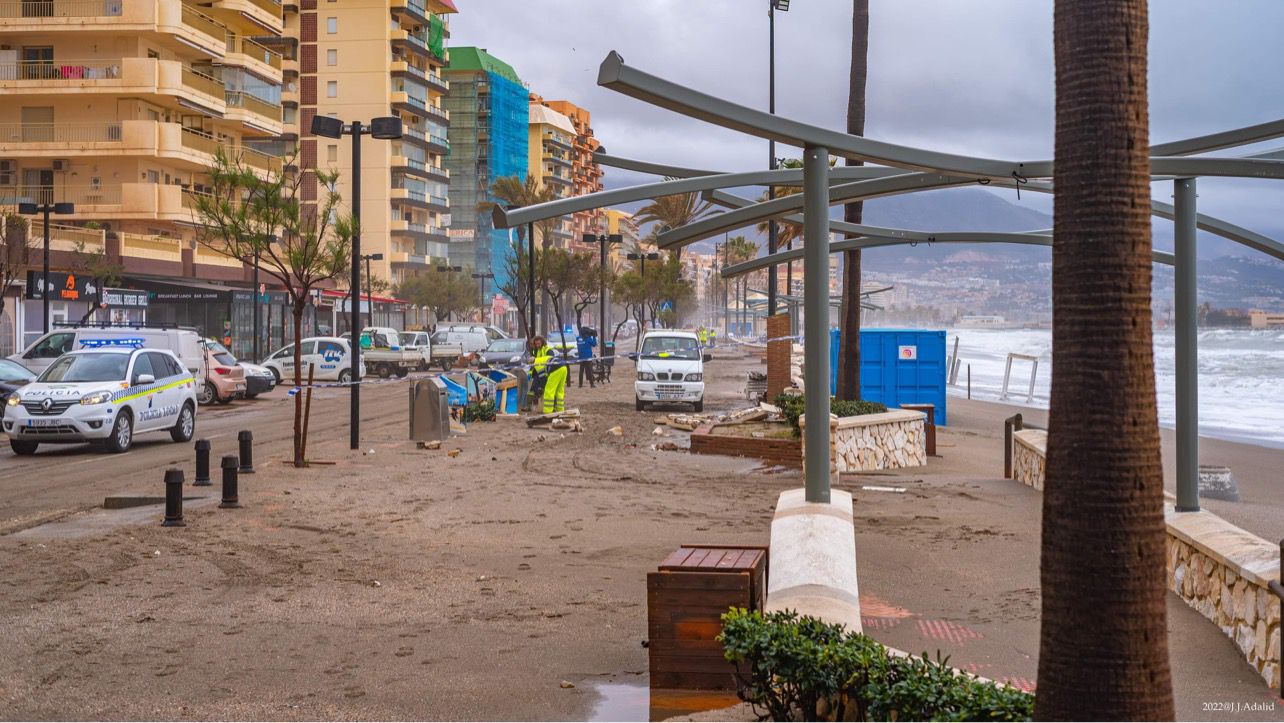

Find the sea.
[{"left": 944, "top": 328, "right": 1284, "bottom": 450}]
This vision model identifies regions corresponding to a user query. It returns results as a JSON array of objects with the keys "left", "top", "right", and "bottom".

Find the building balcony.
[
  {"left": 0, "top": 58, "right": 227, "bottom": 116},
  {"left": 544, "top": 173, "right": 572, "bottom": 187},
  {"left": 208, "top": 0, "right": 282, "bottom": 34},
  {"left": 0, "top": 182, "right": 201, "bottom": 223},
  {"left": 224, "top": 90, "right": 283, "bottom": 135},
  {"left": 32, "top": 222, "right": 106, "bottom": 255},
  {"left": 422, "top": 103, "right": 449, "bottom": 124},
  {"left": 542, "top": 133, "right": 573, "bottom": 152},
  {"left": 390, "top": 90, "right": 427, "bottom": 116},
  {"left": 389, "top": 250, "right": 430, "bottom": 267},
  {"left": 0, "top": 120, "right": 281, "bottom": 174},
  {"left": 193, "top": 242, "right": 244, "bottom": 269},
  {"left": 120, "top": 231, "right": 184, "bottom": 264},
  {"left": 544, "top": 152, "right": 572, "bottom": 167},
  {"left": 0, "top": 0, "right": 229, "bottom": 58},
  {"left": 390, "top": 28, "right": 440, "bottom": 61},
  {"left": 225, "top": 35, "right": 283, "bottom": 82}
]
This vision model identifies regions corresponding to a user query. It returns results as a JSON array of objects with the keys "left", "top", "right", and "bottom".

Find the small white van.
[
  {"left": 11, "top": 326, "right": 208, "bottom": 397},
  {"left": 263, "top": 337, "right": 364, "bottom": 383},
  {"left": 634, "top": 330, "right": 711, "bottom": 412}
]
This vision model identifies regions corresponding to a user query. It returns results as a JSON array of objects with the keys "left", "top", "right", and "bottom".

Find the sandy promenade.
[{"left": 0, "top": 350, "right": 1277, "bottom": 720}]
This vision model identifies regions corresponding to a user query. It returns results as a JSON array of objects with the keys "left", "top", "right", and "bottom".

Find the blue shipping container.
[{"left": 829, "top": 328, "right": 947, "bottom": 425}]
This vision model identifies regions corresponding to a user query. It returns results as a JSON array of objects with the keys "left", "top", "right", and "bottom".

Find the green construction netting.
[{"left": 429, "top": 15, "right": 445, "bottom": 60}]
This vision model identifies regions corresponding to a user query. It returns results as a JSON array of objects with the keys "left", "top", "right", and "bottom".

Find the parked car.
[
  {"left": 0, "top": 359, "right": 36, "bottom": 395},
  {"left": 357, "top": 327, "right": 419, "bottom": 378},
  {"left": 200, "top": 339, "right": 246, "bottom": 405},
  {"left": 2, "top": 347, "right": 198, "bottom": 454},
  {"left": 634, "top": 330, "right": 710, "bottom": 413},
  {"left": 238, "top": 362, "right": 276, "bottom": 398},
  {"left": 10, "top": 325, "right": 208, "bottom": 398},
  {"left": 262, "top": 337, "right": 364, "bottom": 384},
  {"left": 478, "top": 338, "right": 529, "bottom": 369}
]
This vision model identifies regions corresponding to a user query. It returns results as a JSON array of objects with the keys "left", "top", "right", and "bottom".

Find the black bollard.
[
  {"left": 219, "top": 455, "right": 241, "bottom": 509},
  {"left": 162, "top": 468, "right": 185, "bottom": 527},
  {"left": 238, "top": 430, "right": 255, "bottom": 474},
  {"left": 193, "top": 438, "right": 212, "bottom": 486}
]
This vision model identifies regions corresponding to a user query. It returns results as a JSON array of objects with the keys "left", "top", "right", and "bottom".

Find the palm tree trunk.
[
  {"left": 1037, "top": 1, "right": 1173, "bottom": 718},
  {"left": 836, "top": 0, "right": 869, "bottom": 401}
]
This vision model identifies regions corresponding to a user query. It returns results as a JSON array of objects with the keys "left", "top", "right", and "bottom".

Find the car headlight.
[
  {"left": 686, "top": 373, "right": 703, "bottom": 382},
  {"left": 80, "top": 391, "right": 113, "bottom": 405},
  {"left": 637, "top": 372, "right": 655, "bottom": 381},
  {"left": 509, "top": 355, "right": 521, "bottom": 363},
  {"left": 6, "top": 393, "right": 20, "bottom": 407}
]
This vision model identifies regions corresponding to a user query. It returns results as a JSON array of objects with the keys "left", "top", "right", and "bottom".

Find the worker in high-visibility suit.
[
  {"left": 532, "top": 337, "right": 569, "bottom": 414},
  {"left": 697, "top": 326, "right": 708, "bottom": 347}
]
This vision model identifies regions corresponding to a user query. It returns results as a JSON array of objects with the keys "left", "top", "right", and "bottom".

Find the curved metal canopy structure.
[{"left": 491, "top": 49, "right": 1284, "bottom": 506}]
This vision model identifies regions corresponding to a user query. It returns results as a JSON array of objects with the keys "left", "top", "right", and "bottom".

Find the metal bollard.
[
  {"left": 237, "top": 430, "right": 255, "bottom": 474},
  {"left": 193, "top": 438, "right": 212, "bottom": 486},
  {"left": 219, "top": 455, "right": 241, "bottom": 509},
  {"left": 162, "top": 468, "right": 185, "bottom": 527}
]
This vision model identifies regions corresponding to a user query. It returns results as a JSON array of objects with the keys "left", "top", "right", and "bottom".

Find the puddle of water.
[{"left": 588, "top": 683, "right": 742, "bottom": 722}]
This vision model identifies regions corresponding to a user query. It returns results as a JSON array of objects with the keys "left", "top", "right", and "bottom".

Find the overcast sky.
[{"left": 451, "top": 1, "right": 1284, "bottom": 252}]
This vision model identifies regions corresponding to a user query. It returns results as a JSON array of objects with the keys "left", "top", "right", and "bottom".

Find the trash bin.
[{"left": 409, "top": 377, "right": 449, "bottom": 442}]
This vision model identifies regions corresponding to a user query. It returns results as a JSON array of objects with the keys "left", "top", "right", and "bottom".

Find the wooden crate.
[{"left": 647, "top": 545, "right": 768, "bottom": 690}]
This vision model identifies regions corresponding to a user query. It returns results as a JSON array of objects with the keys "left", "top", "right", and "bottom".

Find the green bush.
[
  {"left": 719, "top": 608, "right": 1034, "bottom": 722},
  {"left": 462, "top": 399, "right": 497, "bottom": 423},
  {"left": 773, "top": 393, "right": 887, "bottom": 438}
]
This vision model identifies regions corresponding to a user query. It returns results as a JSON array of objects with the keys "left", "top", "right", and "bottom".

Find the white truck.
[
  {"left": 399, "top": 330, "right": 463, "bottom": 371},
  {"left": 359, "top": 327, "right": 420, "bottom": 379}
]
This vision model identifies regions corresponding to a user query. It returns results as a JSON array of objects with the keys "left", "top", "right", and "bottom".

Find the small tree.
[
  {"left": 610, "top": 270, "right": 646, "bottom": 350},
  {"left": 497, "top": 237, "right": 540, "bottom": 338},
  {"left": 542, "top": 247, "right": 579, "bottom": 335},
  {"left": 0, "top": 211, "right": 34, "bottom": 327},
  {"left": 396, "top": 270, "right": 479, "bottom": 323},
  {"left": 191, "top": 149, "right": 353, "bottom": 468},
  {"left": 569, "top": 252, "right": 604, "bottom": 331}
]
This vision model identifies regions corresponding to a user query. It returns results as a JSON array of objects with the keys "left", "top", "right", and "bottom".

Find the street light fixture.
[
  {"left": 310, "top": 114, "right": 402, "bottom": 451},
  {"left": 17, "top": 200, "right": 75, "bottom": 334},
  {"left": 359, "top": 252, "right": 384, "bottom": 329},
  {"left": 583, "top": 232, "right": 623, "bottom": 357},
  {"left": 471, "top": 271, "right": 495, "bottom": 320},
  {"left": 626, "top": 251, "right": 662, "bottom": 330}
]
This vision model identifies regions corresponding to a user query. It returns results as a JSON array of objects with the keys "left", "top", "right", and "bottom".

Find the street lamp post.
[
  {"left": 471, "top": 271, "right": 494, "bottom": 319},
  {"left": 17, "top": 200, "right": 75, "bottom": 334},
  {"left": 435, "top": 264, "right": 462, "bottom": 321},
  {"left": 310, "top": 114, "right": 402, "bottom": 451},
  {"left": 359, "top": 253, "right": 383, "bottom": 328},
  {"left": 766, "top": 0, "right": 789, "bottom": 317},
  {"left": 626, "top": 251, "right": 661, "bottom": 329},
  {"left": 584, "top": 233, "right": 622, "bottom": 356}
]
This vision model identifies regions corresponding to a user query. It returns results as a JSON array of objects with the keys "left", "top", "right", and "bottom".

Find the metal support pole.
[
  {"left": 251, "top": 259, "right": 260, "bottom": 362},
  {"left": 527, "top": 221, "right": 536, "bottom": 337},
  {"left": 41, "top": 207, "right": 50, "bottom": 334},
  {"left": 349, "top": 121, "right": 363, "bottom": 450},
  {"left": 766, "top": 2, "right": 778, "bottom": 317},
  {"left": 1174, "top": 177, "right": 1200, "bottom": 512},
  {"left": 599, "top": 234, "right": 607, "bottom": 357},
  {"left": 802, "top": 145, "right": 831, "bottom": 504}
]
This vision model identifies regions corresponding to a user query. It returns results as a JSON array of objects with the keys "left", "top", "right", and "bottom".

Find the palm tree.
[
  {"left": 755, "top": 159, "right": 804, "bottom": 251},
  {"left": 489, "top": 175, "right": 559, "bottom": 332},
  {"left": 723, "top": 235, "right": 758, "bottom": 336},
  {"left": 635, "top": 186, "right": 711, "bottom": 323},
  {"left": 1036, "top": 1, "right": 1174, "bottom": 719},
  {"left": 836, "top": 0, "right": 869, "bottom": 401}
]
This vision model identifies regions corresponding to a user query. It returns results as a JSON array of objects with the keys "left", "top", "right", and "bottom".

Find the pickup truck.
[
  {"left": 399, "top": 330, "right": 463, "bottom": 371},
  {"left": 359, "top": 327, "right": 421, "bottom": 378}
]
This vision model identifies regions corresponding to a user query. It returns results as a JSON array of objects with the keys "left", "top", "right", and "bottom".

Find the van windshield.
[
  {"left": 39, "top": 353, "right": 130, "bottom": 382},
  {"left": 640, "top": 336, "right": 700, "bottom": 360}
]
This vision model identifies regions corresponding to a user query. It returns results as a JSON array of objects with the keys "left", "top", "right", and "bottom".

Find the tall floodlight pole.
[
  {"left": 802, "top": 145, "right": 831, "bottom": 503},
  {"left": 1174, "top": 178, "right": 1199, "bottom": 512},
  {"left": 766, "top": 0, "right": 789, "bottom": 316},
  {"left": 310, "top": 115, "right": 401, "bottom": 451},
  {"left": 18, "top": 200, "right": 74, "bottom": 333},
  {"left": 527, "top": 221, "right": 536, "bottom": 337},
  {"left": 585, "top": 233, "right": 622, "bottom": 356}
]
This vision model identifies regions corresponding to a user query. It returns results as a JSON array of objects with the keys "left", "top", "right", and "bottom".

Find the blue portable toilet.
[{"left": 829, "top": 328, "right": 947, "bottom": 425}]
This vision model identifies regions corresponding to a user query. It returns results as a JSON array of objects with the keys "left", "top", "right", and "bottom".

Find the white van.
[
  {"left": 634, "top": 330, "right": 711, "bottom": 412},
  {"left": 11, "top": 326, "right": 207, "bottom": 397},
  {"left": 431, "top": 325, "right": 495, "bottom": 355},
  {"left": 263, "top": 337, "right": 364, "bottom": 384}
]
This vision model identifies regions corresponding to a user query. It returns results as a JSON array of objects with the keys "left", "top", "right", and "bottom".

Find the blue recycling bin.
[{"left": 829, "top": 328, "right": 947, "bottom": 425}]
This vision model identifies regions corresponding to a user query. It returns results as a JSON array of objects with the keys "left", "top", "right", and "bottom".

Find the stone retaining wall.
[
  {"left": 804, "top": 409, "right": 927, "bottom": 473},
  {"left": 1012, "top": 429, "right": 1046, "bottom": 490},
  {"left": 1007, "top": 430, "right": 1281, "bottom": 687},
  {"left": 689, "top": 424, "right": 801, "bottom": 467}
]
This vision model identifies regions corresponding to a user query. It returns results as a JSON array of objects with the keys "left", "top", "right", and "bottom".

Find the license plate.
[
  {"left": 26, "top": 418, "right": 61, "bottom": 427},
  {"left": 658, "top": 393, "right": 683, "bottom": 400}
]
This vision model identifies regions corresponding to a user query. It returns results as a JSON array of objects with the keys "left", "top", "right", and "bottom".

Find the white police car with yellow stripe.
[{"left": 2, "top": 342, "right": 198, "bottom": 455}]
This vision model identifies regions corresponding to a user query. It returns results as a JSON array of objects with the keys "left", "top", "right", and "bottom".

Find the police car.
[{"left": 2, "top": 342, "right": 198, "bottom": 455}]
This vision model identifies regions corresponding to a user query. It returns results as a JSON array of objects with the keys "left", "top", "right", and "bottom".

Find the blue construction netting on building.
[{"left": 482, "top": 70, "right": 528, "bottom": 298}]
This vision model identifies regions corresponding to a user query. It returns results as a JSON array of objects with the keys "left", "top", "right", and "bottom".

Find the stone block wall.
[
  {"left": 802, "top": 409, "right": 927, "bottom": 473},
  {"left": 766, "top": 314, "right": 792, "bottom": 398},
  {"left": 689, "top": 424, "right": 801, "bottom": 467},
  {"left": 1167, "top": 509, "right": 1281, "bottom": 689},
  {"left": 1005, "top": 428, "right": 1281, "bottom": 687},
  {"left": 1012, "top": 429, "right": 1046, "bottom": 490}
]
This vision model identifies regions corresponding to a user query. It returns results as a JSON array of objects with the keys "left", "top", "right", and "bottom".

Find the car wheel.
[
  {"left": 376, "top": 364, "right": 392, "bottom": 379},
  {"left": 394, "top": 367, "right": 409, "bottom": 378},
  {"left": 197, "top": 382, "right": 215, "bottom": 406},
  {"left": 104, "top": 412, "right": 133, "bottom": 454},
  {"left": 9, "top": 439, "right": 38, "bottom": 455},
  {"left": 439, "top": 359, "right": 452, "bottom": 371},
  {"left": 693, "top": 399, "right": 704, "bottom": 413},
  {"left": 245, "top": 392, "right": 258, "bottom": 399},
  {"left": 170, "top": 403, "right": 195, "bottom": 443},
  {"left": 216, "top": 394, "right": 233, "bottom": 405},
  {"left": 269, "top": 367, "right": 281, "bottom": 385},
  {"left": 635, "top": 397, "right": 646, "bottom": 412},
  {"left": 338, "top": 368, "right": 352, "bottom": 384}
]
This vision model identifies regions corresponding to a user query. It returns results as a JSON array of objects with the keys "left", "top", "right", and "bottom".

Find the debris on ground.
[
  {"left": 525, "top": 410, "right": 581, "bottom": 428},
  {"left": 417, "top": 440, "right": 442, "bottom": 450},
  {"left": 652, "top": 427, "right": 666, "bottom": 436},
  {"left": 559, "top": 680, "right": 576, "bottom": 689},
  {"left": 550, "top": 419, "right": 582, "bottom": 433},
  {"left": 652, "top": 441, "right": 682, "bottom": 452},
  {"left": 447, "top": 449, "right": 461, "bottom": 458},
  {"left": 606, "top": 426, "right": 623, "bottom": 437}
]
